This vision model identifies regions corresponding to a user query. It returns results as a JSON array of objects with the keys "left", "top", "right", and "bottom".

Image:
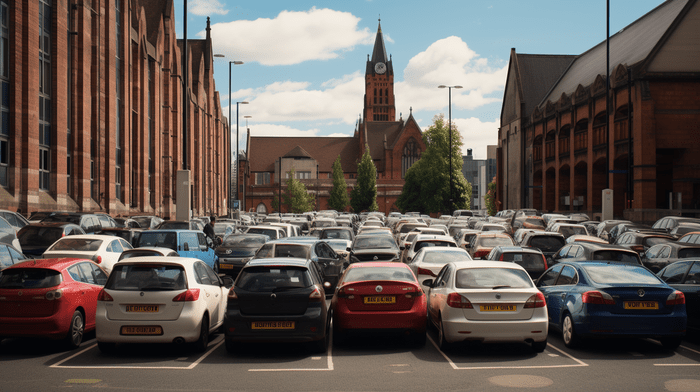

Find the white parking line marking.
[
  {"left": 50, "top": 337, "right": 224, "bottom": 370},
  {"left": 248, "top": 336, "right": 334, "bottom": 372},
  {"left": 428, "top": 336, "right": 588, "bottom": 370},
  {"left": 654, "top": 345, "right": 700, "bottom": 367}
]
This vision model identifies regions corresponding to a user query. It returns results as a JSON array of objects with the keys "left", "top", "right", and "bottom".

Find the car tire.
[
  {"left": 531, "top": 339, "right": 547, "bottom": 353},
  {"left": 65, "top": 310, "right": 85, "bottom": 349},
  {"left": 97, "top": 341, "right": 116, "bottom": 354},
  {"left": 561, "top": 313, "right": 579, "bottom": 348},
  {"left": 660, "top": 337, "right": 682, "bottom": 351},
  {"left": 437, "top": 316, "right": 451, "bottom": 351},
  {"left": 225, "top": 338, "right": 235, "bottom": 354},
  {"left": 193, "top": 316, "right": 210, "bottom": 353}
]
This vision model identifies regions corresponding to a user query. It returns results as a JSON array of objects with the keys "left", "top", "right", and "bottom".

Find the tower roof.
[{"left": 370, "top": 20, "right": 389, "bottom": 64}]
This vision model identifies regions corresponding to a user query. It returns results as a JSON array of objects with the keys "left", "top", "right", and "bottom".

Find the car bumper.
[
  {"left": 95, "top": 311, "right": 207, "bottom": 344},
  {"left": 224, "top": 308, "right": 327, "bottom": 343},
  {"left": 0, "top": 315, "right": 72, "bottom": 340},
  {"left": 572, "top": 311, "right": 687, "bottom": 338},
  {"left": 441, "top": 310, "right": 549, "bottom": 344},
  {"left": 333, "top": 298, "right": 427, "bottom": 332}
]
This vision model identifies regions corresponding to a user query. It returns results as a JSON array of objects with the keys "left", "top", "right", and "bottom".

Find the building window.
[
  {"left": 115, "top": 0, "right": 123, "bottom": 201},
  {"left": 402, "top": 138, "right": 421, "bottom": 178},
  {"left": 298, "top": 171, "right": 311, "bottom": 179},
  {"left": 0, "top": 1, "right": 9, "bottom": 187},
  {"left": 255, "top": 172, "right": 270, "bottom": 185},
  {"left": 39, "top": 0, "right": 52, "bottom": 191}
]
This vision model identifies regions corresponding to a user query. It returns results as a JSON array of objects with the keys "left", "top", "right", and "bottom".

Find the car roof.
[
  {"left": 245, "top": 257, "right": 312, "bottom": 267},
  {"left": 8, "top": 257, "right": 96, "bottom": 271},
  {"left": 450, "top": 259, "right": 527, "bottom": 271},
  {"left": 414, "top": 234, "right": 456, "bottom": 242},
  {"left": 141, "top": 229, "right": 202, "bottom": 234},
  {"left": 494, "top": 246, "right": 543, "bottom": 254},
  {"left": 113, "top": 256, "right": 201, "bottom": 266},
  {"left": 54, "top": 234, "right": 125, "bottom": 241},
  {"left": 121, "top": 247, "right": 177, "bottom": 255},
  {"left": 346, "top": 261, "right": 410, "bottom": 269}
]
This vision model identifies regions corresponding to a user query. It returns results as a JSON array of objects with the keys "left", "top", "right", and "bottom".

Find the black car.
[
  {"left": 216, "top": 233, "right": 269, "bottom": 278},
  {"left": 224, "top": 258, "right": 329, "bottom": 353},
  {"left": 518, "top": 231, "right": 566, "bottom": 263},
  {"left": 607, "top": 222, "right": 656, "bottom": 244},
  {"left": 96, "top": 227, "right": 143, "bottom": 247},
  {"left": 652, "top": 216, "right": 700, "bottom": 234},
  {"left": 551, "top": 241, "right": 642, "bottom": 266},
  {"left": 40, "top": 212, "right": 104, "bottom": 234},
  {"left": 614, "top": 230, "right": 675, "bottom": 254},
  {"left": 485, "top": 246, "right": 549, "bottom": 280},
  {"left": 656, "top": 259, "right": 700, "bottom": 334},
  {"left": 17, "top": 222, "right": 85, "bottom": 258},
  {"left": 349, "top": 234, "right": 401, "bottom": 263},
  {"left": 642, "top": 243, "right": 700, "bottom": 273}
]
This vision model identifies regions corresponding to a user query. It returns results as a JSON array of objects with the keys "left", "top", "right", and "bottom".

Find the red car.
[
  {"left": 0, "top": 258, "right": 107, "bottom": 348},
  {"left": 330, "top": 262, "right": 427, "bottom": 346}
]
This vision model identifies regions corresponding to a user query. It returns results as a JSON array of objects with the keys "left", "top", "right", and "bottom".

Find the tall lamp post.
[
  {"left": 438, "top": 85, "right": 462, "bottom": 215},
  {"left": 236, "top": 101, "right": 249, "bottom": 212},
  {"left": 243, "top": 115, "right": 252, "bottom": 211}
]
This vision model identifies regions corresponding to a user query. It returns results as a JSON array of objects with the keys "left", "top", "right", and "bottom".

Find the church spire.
[{"left": 370, "top": 19, "right": 388, "bottom": 64}]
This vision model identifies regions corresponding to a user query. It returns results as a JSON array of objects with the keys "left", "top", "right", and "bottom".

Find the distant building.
[
  {"left": 462, "top": 147, "right": 496, "bottom": 210},
  {"left": 499, "top": 0, "right": 700, "bottom": 221}
]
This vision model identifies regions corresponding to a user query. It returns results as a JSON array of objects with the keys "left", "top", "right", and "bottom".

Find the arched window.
[
  {"left": 402, "top": 138, "right": 421, "bottom": 178},
  {"left": 256, "top": 202, "right": 267, "bottom": 214}
]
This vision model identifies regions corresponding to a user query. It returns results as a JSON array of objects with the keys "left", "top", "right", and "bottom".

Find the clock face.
[{"left": 374, "top": 62, "right": 386, "bottom": 74}]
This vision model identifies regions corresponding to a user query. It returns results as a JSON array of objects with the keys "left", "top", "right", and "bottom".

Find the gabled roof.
[
  {"left": 540, "top": 0, "right": 690, "bottom": 107},
  {"left": 141, "top": 0, "right": 171, "bottom": 45},
  {"left": 515, "top": 54, "right": 576, "bottom": 118},
  {"left": 283, "top": 146, "right": 313, "bottom": 159},
  {"left": 364, "top": 121, "right": 403, "bottom": 160},
  {"left": 248, "top": 137, "right": 360, "bottom": 173}
]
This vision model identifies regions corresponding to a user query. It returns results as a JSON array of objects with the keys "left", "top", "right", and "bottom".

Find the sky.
[{"left": 171, "top": 0, "right": 666, "bottom": 160}]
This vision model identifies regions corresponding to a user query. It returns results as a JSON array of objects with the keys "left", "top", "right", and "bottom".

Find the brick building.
[
  {"left": 244, "top": 21, "right": 425, "bottom": 214},
  {"left": 0, "top": 0, "right": 229, "bottom": 218},
  {"left": 498, "top": 0, "right": 700, "bottom": 221}
]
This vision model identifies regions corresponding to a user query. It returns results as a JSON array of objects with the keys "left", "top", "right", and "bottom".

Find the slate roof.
[{"left": 515, "top": 54, "right": 576, "bottom": 118}]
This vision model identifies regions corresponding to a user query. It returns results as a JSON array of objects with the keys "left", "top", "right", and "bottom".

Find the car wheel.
[
  {"left": 561, "top": 313, "right": 579, "bottom": 348},
  {"left": 437, "top": 316, "right": 450, "bottom": 351},
  {"left": 531, "top": 339, "right": 547, "bottom": 353},
  {"left": 97, "top": 341, "right": 116, "bottom": 354},
  {"left": 660, "top": 337, "right": 682, "bottom": 351},
  {"left": 193, "top": 316, "right": 210, "bottom": 352},
  {"left": 225, "top": 338, "right": 235, "bottom": 354},
  {"left": 65, "top": 310, "right": 85, "bottom": 349}
]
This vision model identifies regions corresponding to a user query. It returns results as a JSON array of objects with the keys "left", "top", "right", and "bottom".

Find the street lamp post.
[
  {"left": 438, "top": 85, "right": 462, "bottom": 215},
  {"left": 236, "top": 101, "right": 249, "bottom": 212}
]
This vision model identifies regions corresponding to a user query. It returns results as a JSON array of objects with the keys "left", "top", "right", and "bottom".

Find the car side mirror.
[
  {"left": 221, "top": 276, "right": 234, "bottom": 288},
  {"left": 422, "top": 278, "right": 434, "bottom": 288}
]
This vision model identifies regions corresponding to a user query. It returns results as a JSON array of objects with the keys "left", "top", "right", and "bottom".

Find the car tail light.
[
  {"left": 666, "top": 290, "right": 685, "bottom": 306},
  {"left": 447, "top": 292, "right": 473, "bottom": 309},
  {"left": 541, "top": 255, "right": 548, "bottom": 269},
  {"left": 97, "top": 289, "right": 113, "bottom": 302},
  {"left": 473, "top": 250, "right": 489, "bottom": 259},
  {"left": 417, "top": 267, "right": 435, "bottom": 277},
  {"left": 336, "top": 287, "right": 355, "bottom": 299},
  {"left": 524, "top": 292, "right": 546, "bottom": 308},
  {"left": 94, "top": 255, "right": 102, "bottom": 264},
  {"left": 582, "top": 290, "right": 615, "bottom": 305},
  {"left": 227, "top": 287, "right": 238, "bottom": 299},
  {"left": 309, "top": 286, "right": 323, "bottom": 302},
  {"left": 404, "top": 286, "right": 423, "bottom": 298},
  {"left": 45, "top": 289, "right": 63, "bottom": 300},
  {"left": 172, "top": 289, "right": 200, "bottom": 302}
]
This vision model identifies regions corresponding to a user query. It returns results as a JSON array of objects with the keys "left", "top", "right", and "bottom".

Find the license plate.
[
  {"left": 480, "top": 304, "right": 516, "bottom": 312},
  {"left": 251, "top": 321, "right": 295, "bottom": 330},
  {"left": 364, "top": 296, "right": 396, "bottom": 304},
  {"left": 624, "top": 301, "right": 658, "bottom": 310},
  {"left": 125, "top": 305, "right": 159, "bottom": 313},
  {"left": 121, "top": 326, "right": 163, "bottom": 335},
  {"left": 219, "top": 264, "right": 233, "bottom": 269}
]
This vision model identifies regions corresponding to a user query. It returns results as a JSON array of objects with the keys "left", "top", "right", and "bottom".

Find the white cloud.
[
  {"left": 207, "top": 8, "right": 373, "bottom": 66},
  {"left": 189, "top": 0, "right": 228, "bottom": 16},
  {"left": 452, "top": 117, "right": 499, "bottom": 160}
]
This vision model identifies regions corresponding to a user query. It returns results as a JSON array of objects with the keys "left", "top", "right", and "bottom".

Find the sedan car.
[
  {"left": 536, "top": 261, "right": 686, "bottom": 349},
  {"left": 95, "top": 257, "right": 232, "bottom": 353},
  {"left": 330, "top": 262, "right": 427, "bottom": 346},
  {"left": 657, "top": 259, "right": 700, "bottom": 334},
  {"left": 42, "top": 234, "right": 134, "bottom": 274},
  {"left": 349, "top": 234, "right": 401, "bottom": 263},
  {"left": 550, "top": 242, "right": 642, "bottom": 266},
  {"left": 485, "top": 246, "right": 549, "bottom": 280},
  {"left": 407, "top": 247, "right": 472, "bottom": 293},
  {"left": 425, "top": 260, "right": 548, "bottom": 352},
  {"left": 215, "top": 233, "right": 269, "bottom": 278},
  {"left": 224, "top": 258, "right": 329, "bottom": 353},
  {"left": 0, "top": 258, "right": 108, "bottom": 348},
  {"left": 642, "top": 243, "right": 700, "bottom": 273}
]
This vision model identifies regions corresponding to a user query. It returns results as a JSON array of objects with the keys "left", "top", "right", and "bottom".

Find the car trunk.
[
  {"left": 340, "top": 281, "right": 419, "bottom": 312},
  {"left": 103, "top": 290, "right": 186, "bottom": 321},
  {"left": 0, "top": 288, "right": 57, "bottom": 317},
  {"left": 458, "top": 289, "right": 536, "bottom": 321},
  {"left": 598, "top": 286, "right": 675, "bottom": 315},
  {"left": 237, "top": 287, "right": 313, "bottom": 316}
]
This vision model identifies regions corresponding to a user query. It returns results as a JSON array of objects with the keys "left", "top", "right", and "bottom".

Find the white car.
[
  {"left": 401, "top": 234, "right": 458, "bottom": 264},
  {"left": 95, "top": 256, "right": 232, "bottom": 352},
  {"left": 425, "top": 260, "right": 548, "bottom": 352},
  {"left": 42, "top": 234, "right": 133, "bottom": 274},
  {"left": 407, "top": 247, "right": 472, "bottom": 294}
]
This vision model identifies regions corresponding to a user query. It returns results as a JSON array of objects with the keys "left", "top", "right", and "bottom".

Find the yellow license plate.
[
  {"left": 121, "top": 326, "right": 163, "bottom": 335},
  {"left": 125, "top": 305, "right": 159, "bottom": 313},
  {"left": 251, "top": 321, "right": 295, "bottom": 330},
  {"left": 624, "top": 301, "right": 658, "bottom": 310},
  {"left": 219, "top": 264, "right": 233, "bottom": 269},
  {"left": 364, "top": 296, "right": 396, "bottom": 304},
  {"left": 480, "top": 304, "right": 516, "bottom": 312}
]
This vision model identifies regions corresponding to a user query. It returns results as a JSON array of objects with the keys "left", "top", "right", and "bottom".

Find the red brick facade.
[{"left": 0, "top": 0, "right": 229, "bottom": 219}]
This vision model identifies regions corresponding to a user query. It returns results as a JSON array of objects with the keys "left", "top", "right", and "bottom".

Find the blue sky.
[{"left": 172, "top": 0, "right": 665, "bottom": 159}]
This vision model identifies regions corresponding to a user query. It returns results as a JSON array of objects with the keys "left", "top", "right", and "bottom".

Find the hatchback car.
[
  {"left": 401, "top": 234, "right": 458, "bottom": 264},
  {"left": 467, "top": 232, "right": 516, "bottom": 259},
  {"left": 425, "top": 260, "right": 548, "bottom": 352},
  {"left": 518, "top": 231, "right": 566, "bottom": 264},
  {"left": 95, "top": 257, "right": 232, "bottom": 352},
  {"left": 536, "top": 261, "right": 686, "bottom": 349},
  {"left": 407, "top": 247, "right": 472, "bottom": 293},
  {"left": 40, "top": 212, "right": 105, "bottom": 234},
  {"left": 0, "top": 258, "right": 107, "bottom": 348},
  {"left": 134, "top": 230, "right": 218, "bottom": 271},
  {"left": 330, "top": 262, "right": 427, "bottom": 346},
  {"left": 486, "top": 246, "right": 549, "bottom": 281},
  {"left": 642, "top": 243, "right": 700, "bottom": 273},
  {"left": 224, "top": 258, "right": 329, "bottom": 353},
  {"left": 215, "top": 234, "right": 269, "bottom": 278},
  {"left": 42, "top": 234, "right": 134, "bottom": 274},
  {"left": 17, "top": 222, "right": 85, "bottom": 259},
  {"left": 614, "top": 231, "right": 675, "bottom": 254},
  {"left": 349, "top": 234, "right": 401, "bottom": 263}
]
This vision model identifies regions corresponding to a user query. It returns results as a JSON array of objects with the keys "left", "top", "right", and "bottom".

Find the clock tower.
[{"left": 364, "top": 20, "right": 395, "bottom": 122}]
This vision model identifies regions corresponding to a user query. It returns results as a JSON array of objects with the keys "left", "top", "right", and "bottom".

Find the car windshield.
[
  {"left": 455, "top": 268, "right": 533, "bottom": 289},
  {"left": 592, "top": 250, "right": 640, "bottom": 265},
  {"left": 583, "top": 265, "right": 661, "bottom": 285},
  {"left": 343, "top": 266, "right": 415, "bottom": 283},
  {"left": 137, "top": 232, "right": 177, "bottom": 251},
  {"left": 0, "top": 268, "right": 62, "bottom": 289},
  {"left": 353, "top": 236, "right": 397, "bottom": 250},
  {"left": 50, "top": 238, "right": 102, "bottom": 252},
  {"left": 236, "top": 266, "right": 311, "bottom": 292},
  {"left": 18, "top": 226, "right": 63, "bottom": 247},
  {"left": 421, "top": 250, "right": 471, "bottom": 264},
  {"left": 213, "top": 223, "right": 233, "bottom": 235},
  {"left": 272, "top": 245, "right": 309, "bottom": 258},
  {"left": 107, "top": 264, "right": 186, "bottom": 291},
  {"left": 224, "top": 236, "right": 266, "bottom": 247}
]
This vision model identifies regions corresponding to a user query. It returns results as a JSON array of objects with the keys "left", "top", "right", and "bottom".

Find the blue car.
[
  {"left": 135, "top": 230, "right": 219, "bottom": 271},
  {"left": 536, "top": 261, "right": 686, "bottom": 349}
]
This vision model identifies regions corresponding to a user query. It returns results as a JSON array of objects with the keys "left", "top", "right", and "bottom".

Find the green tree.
[
  {"left": 328, "top": 155, "right": 350, "bottom": 212},
  {"left": 350, "top": 145, "right": 378, "bottom": 212},
  {"left": 484, "top": 180, "right": 497, "bottom": 216},
  {"left": 396, "top": 114, "right": 472, "bottom": 214},
  {"left": 283, "top": 169, "right": 316, "bottom": 213}
]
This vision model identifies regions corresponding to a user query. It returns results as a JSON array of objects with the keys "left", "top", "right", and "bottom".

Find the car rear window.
[
  {"left": 583, "top": 265, "right": 661, "bottom": 284},
  {"left": 18, "top": 226, "right": 63, "bottom": 247},
  {"left": 50, "top": 238, "right": 102, "bottom": 252},
  {"left": 644, "top": 237, "right": 673, "bottom": 247},
  {"left": 136, "top": 232, "right": 177, "bottom": 250},
  {"left": 414, "top": 241, "right": 456, "bottom": 252},
  {"left": 529, "top": 236, "right": 566, "bottom": 252},
  {"left": 320, "top": 229, "right": 352, "bottom": 240},
  {"left": 422, "top": 250, "right": 471, "bottom": 264},
  {"left": 500, "top": 253, "right": 546, "bottom": 270},
  {"left": 479, "top": 237, "right": 513, "bottom": 247},
  {"left": 0, "top": 269, "right": 62, "bottom": 289},
  {"left": 343, "top": 266, "right": 415, "bottom": 283},
  {"left": 592, "top": 250, "right": 641, "bottom": 265},
  {"left": 236, "top": 266, "right": 312, "bottom": 292},
  {"left": 246, "top": 228, "right": 278, "bottom": 238},
  {"left": 455, "top": 268, "right": 532, "bottom": 289},
  {"left": 106, "top": 264, "right": 186, "bottom": 291},
  {"left": 678, "top": 248, "right": 700, "bottom": 258},
  {"left": 353, "top": 236, "right": 397, "bottom": 250}
]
